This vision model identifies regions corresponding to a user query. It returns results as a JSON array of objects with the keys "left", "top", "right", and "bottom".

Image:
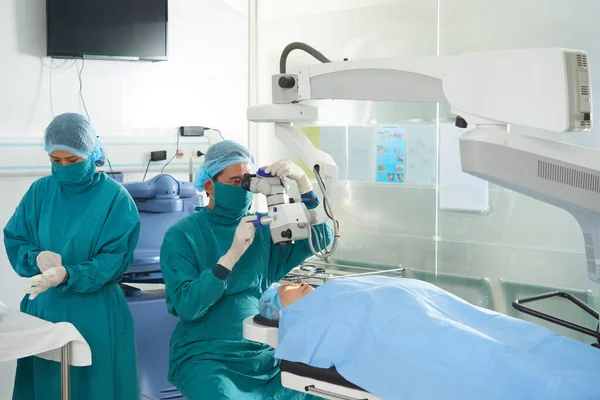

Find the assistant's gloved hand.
[
  {"left": 265, "top": 159, "right": 313, "bottom": 194},
  {"left": 36, "top": 251, "right": 63, "bottom": 273},
  {"left": 23, "top": 266, "right": 68, "bottom": 300},
  {"left": 218, "top": 216, "right": 256, "bottom": 271}
]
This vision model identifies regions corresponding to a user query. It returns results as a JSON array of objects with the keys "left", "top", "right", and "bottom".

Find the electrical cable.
[
  {"left": 49, "top": 59, "right": 54, "bottom": 118},
  {"left": 279, "top": 42, "right": 332, "bottom": 74},
  {"left": 142, "top": 159, "right": 152, "bottom": 181},
  {"left": 78, "top": 58, "right": 91, "bottom": 121},
  {"left": 77, "top": 59, "right": 112, "bottom": 177},
  {"left": 161, "top": 154, "right": 177, "bottom": 174},
  {"left": 314, "top": 166, "right": 335, "bottom": 220},
  {"left": 106, "top": 158, "right": 115, "bottom": 176},
  {"left": 161, "top": 128, "right": 181, "bottom": 174},
  {"left": 50, "top": 57, "right": 112, "bottom": 180},
  {"left": 162, "top": 126, "right": 214, "bottom": 175},
  {"left": 306, "top": 166, "right": 340, "bottom": 259},
  {"left": 205, "top": 127, "right": 225, "bottom": 141},
  {"left": 49, "top": 58, "right": 76, "bottom": 119}
]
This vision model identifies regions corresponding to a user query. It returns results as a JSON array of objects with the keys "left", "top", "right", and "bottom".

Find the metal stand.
[
  {"left": 283, "top": 261, "right": 406, "bottom": 287},
  {"left": 513, "top": 291, "right": 600, "bottom": 344},
  {"left": 61, "top": 343, "right": 71, "bottom": 400}
]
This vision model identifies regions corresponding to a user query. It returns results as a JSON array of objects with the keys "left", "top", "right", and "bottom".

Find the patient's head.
[{"left": 258, "top": 282, "right": 315, "bottom": 320}]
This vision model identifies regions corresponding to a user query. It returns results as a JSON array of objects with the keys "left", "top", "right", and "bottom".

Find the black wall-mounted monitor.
[{"left": 46, "top": 0, "right": 168, "bottom": 61}]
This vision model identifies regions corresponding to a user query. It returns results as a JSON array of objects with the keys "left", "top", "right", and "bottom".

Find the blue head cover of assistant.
[{"left": 44, "top": 113, "right": 106, "bottom": 166}]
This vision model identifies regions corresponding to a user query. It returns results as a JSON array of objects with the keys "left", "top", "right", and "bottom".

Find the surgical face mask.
[
  {"left": 51, "top": 156, "right": 96, "bottom": 188},
  {"left": 211, "top": 181, "right": 253, "bottom": 220}
]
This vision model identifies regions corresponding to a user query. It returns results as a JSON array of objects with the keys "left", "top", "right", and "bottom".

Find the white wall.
[
  {"left": 0, "top": 0, "right": 248, "bottom": 396},
  {"left": 0, "top": 0, "right": 248, "bottom": 140}
]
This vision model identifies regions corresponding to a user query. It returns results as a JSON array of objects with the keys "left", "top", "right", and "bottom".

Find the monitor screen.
[{"left": 46, "top": 0, "right": 168, "bottom": 61}]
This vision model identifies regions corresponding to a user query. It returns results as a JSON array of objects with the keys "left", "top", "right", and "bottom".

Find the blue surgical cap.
[
  {"left": 44, "top": 113, "right": 107, "bottom": 167},
  {"left": 258, "top": 283, "right": 283, "bottom": 320},
  {"left": 194, "top": 140, "right": 254, "bottom": 190}
]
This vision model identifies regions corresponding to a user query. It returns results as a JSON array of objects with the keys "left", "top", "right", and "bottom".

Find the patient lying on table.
[{"left": 258, "top": 276, "right": 600, "bottom": 400}]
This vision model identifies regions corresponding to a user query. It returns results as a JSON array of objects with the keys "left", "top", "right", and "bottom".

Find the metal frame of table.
[{"left": 61, "top": 344, "right": 71, "bottom": 400}]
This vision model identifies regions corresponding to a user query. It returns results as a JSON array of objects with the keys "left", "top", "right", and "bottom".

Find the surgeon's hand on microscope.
[
  {"left": 22, "top": 266, "right": 68, "bottom": 300},
  {"left": 265, "top": 159, "right": 313, "bottom": 194},
  {"left": 218, "top": 216, "right": 256, "bottom": 270}
]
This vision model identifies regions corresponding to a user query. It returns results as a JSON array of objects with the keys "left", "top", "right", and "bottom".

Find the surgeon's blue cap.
[
  {"left": 44, "top": 113, "right": 107, "bottom": 167},
  {"left": 194, "top": 140, "right": 254, "bottom": 190},
  {"left": 258, "top": 283, "right": 283, "bottom": 321}
]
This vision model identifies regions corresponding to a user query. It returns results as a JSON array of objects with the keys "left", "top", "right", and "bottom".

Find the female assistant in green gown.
[
  {"left": 160, "top": 140, "right": 332, "bottom": 399},
  {"left": 4, "top": 113, "right": 141, "bottom": 400}
]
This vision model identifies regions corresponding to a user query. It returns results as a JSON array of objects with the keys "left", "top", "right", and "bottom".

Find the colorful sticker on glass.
[{"left": 376, "top": 125, "right": 406, "bottom": 184}]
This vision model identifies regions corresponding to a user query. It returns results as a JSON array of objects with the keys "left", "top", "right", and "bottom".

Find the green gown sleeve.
[
  {"left": 3, "top": 185, "right": 43, "bottom": 278},
  {"left": 161, "top": 226, "right": 228, "bottom": 322},
  {"left": 59, "top": 194, "right": 141, "bottom": 293}
]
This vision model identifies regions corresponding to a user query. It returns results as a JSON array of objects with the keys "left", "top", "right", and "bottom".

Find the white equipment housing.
[
  {"left": 460, "top": 128, "right": 600, "bottom": 283},
  {"left": 248, "top": 47, "right": 597, "bottom": 282},
  {"left": 242, "top": 316, "right": 278, "bottom": 348}
]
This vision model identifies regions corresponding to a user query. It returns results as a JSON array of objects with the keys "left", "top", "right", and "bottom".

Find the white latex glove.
[
  {"left": 36, "top": 251, "right": 63, "bottom": 273},
  {"left": 22, "top": 266, "right": 68, "bottom": 300},
  {"left": 218, "top": 216, "right": 256, "bottom": 270},
  {"left": 265, "top": 159, "right": 313, "bottom": 194}
]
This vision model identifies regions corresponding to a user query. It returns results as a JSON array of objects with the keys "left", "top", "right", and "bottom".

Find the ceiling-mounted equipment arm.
[
  {"left": 266, "top": 48, "right": 591, "bottom": 131},
  {"left": 249, "top": 46, "right": 593, "bottom": 277},
  {"left": 249, "top": 47, "right": 591, "bottom": 193}
]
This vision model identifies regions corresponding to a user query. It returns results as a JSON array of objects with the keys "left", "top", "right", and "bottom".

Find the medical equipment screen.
[{"left": 46, "top": 0, "right": 168, "bottom": 61}]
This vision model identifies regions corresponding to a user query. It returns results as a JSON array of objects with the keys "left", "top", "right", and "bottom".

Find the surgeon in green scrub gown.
[
  {"left": 160, "top": 140, "right": 332, "bottom": 399},
  {"left": 3, "top": 113, "right": 141, "bottom": 400}
]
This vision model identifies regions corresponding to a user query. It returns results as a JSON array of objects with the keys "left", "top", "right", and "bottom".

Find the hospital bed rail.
[{"left": 513, "top": 291, "right": 600, "bottom": 346}]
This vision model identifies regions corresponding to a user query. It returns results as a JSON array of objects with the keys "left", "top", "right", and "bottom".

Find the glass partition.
[{"left": 438, "top": 0, "right": 600, "bottom": 343}]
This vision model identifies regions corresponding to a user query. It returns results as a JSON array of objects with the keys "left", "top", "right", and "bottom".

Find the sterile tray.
[{"left": 282, "top": 260, "right": 405, "bottom": 287}]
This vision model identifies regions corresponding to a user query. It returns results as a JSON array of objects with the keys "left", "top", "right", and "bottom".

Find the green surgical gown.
[
  {"left": 160, "top": 206, "right": 332, "bottom": 400},
  {"left": 3, "top": 172, "right": 141, "bottom": 400}
]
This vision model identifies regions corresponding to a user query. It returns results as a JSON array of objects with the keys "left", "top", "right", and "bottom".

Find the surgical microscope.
[{"left": 241, "top": 166, "right": 337, "bottom": 259}]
